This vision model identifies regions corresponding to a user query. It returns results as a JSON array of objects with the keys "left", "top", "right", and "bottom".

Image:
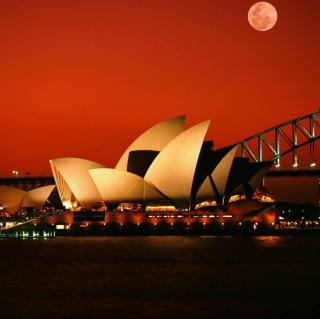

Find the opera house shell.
[
  {"left": 0, "top": 185, "right": 55, "bottom": 214},
  {"left": 50, "top": 116, "right": 272, "bottom": 211}
]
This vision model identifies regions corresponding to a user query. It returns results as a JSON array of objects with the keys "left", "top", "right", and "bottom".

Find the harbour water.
[{"left": 0, "top": 236, "right": 319, "bottom": 318}]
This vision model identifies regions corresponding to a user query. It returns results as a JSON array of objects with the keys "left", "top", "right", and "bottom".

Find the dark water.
[{"left": 0, "top": 236, "right": 319, "bottom": 319}]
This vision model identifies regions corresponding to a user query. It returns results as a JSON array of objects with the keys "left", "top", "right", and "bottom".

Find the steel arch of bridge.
[{"left": 238, "top": 111, "right": 320, "bottom": 167}]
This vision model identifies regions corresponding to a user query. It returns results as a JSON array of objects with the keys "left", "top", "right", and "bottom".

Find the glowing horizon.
[{"left": 1, "top": 0, "right": 320, "bottom": 176}]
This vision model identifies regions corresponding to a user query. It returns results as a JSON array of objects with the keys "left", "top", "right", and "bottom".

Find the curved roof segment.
[
  {"left": 210, "top": 145, "right": 238, "bottom": 197},
  {"left": 227, "top": 161, "right": 273, "bottom": 197},
  {"left": 89, "top": 168, "right": 163, "bottom": 206},
  {"left": 196, "top": 145, "right": 238, "bottom": 202},
  {"left": 115, "top": 115, "right": 185, "bottom": 171},
  {"left": 145, "top": 120, "right": 211, "bottom": 209},
  {"left": 21, "top": 185, "right": 56, "bottom": 209},
  {"left": 0, "top": 185, "right": 55, "bottom": 213},
  {"left": 247, "top": 162, "right": 273, "bottom": 191},
  {"left": 195, "top": 177, "right": 215, "bottom": 202},
  {"left": 50, "top": 158, "right": 105, "bottom": 209},
  {"left": 0, "top": 186, "right": 26, "bottom": 213}
]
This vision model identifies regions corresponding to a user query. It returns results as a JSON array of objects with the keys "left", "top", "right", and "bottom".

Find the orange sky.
[{"left": 1, "top": 0, "right": 320, "bottom": 176}]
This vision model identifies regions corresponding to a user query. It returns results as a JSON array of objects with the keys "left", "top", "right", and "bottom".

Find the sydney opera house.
[
  {"left": 0, "top": 116, "right": 275, "bottom": 231},
  {"left": 49, "top": 116, "right": 273, "bottom": 212}
]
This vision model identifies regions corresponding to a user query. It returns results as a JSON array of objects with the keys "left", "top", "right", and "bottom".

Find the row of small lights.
[
  {"left": 279, "top": 216, "right": 320, "bottom": 221},
  {"left": 279, "top": 220, "right": 319, "bottom": 226},
  {"left": 275, "top": 162, "right": 316, "bottom": 168},
  {"left": 49, "top": 221, "right": 264, "bottom": 229},
  {"left": 15, "top": 231, "right": 55, "bottom": 238},
  {"left": 147, "top": 214, "right": 233, "bottom": 218},
  {"left": 280, "top": 209, "right": 320, "bottom": 220}
]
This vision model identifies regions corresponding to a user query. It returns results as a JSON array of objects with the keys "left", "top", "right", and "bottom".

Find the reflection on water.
[
  {"left": 253, "top": 236, "right": 283, "bottom": 246},
  {"left": 0, "top": 236, "right": 319, "bottom": 318}
]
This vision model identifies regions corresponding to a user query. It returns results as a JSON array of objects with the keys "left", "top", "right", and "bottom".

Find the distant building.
[{"left": 0, "top": 185, "right": 55, "bottom": 213}]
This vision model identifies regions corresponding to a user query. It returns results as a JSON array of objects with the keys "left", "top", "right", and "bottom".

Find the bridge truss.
[{"left": 238, "top": 111, "right": 320, "bottom": 168}]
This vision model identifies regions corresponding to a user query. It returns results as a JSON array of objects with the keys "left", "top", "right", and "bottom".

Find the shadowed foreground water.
[{"left": 0, "top": 236, "right": 319, "bottom": 318}]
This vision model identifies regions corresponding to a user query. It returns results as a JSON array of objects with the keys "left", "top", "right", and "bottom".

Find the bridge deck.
[{"left": 267, "top": 169, "right": 320, "bottom": 177}]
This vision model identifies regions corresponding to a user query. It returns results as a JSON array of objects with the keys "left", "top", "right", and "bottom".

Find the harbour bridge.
[{"left": 238, "top": 111, "right": 320, "bottom": 177}]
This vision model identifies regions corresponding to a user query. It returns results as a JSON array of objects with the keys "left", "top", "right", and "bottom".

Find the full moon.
[{"left": 248, "top": 2, "right": 277, "bottom": 31}]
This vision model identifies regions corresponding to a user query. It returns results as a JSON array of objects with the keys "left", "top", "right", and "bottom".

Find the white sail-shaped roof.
[
  {"left": 0, "top": 186, "right": 25, "bottom": 214},
  {"left": 21, "top": 185, "right": 55, "bottom": 209},
  {"left": 196, "top": 176, "right": 215, "bottom": 201},
  {"left": 211, "top": 145, "right": 238, "bottom": 196},
  {"left": 115, "top": 115, "right": 185, "bottom": 171},
  {"left": 145, "top": 120, "right": 211, "bottom": 209},
  {"left": 89, "top": 168, "right": 163, "bottom": 205},
  {"left": 50, "top": 158, "right": 105, "bottom": 209}
]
